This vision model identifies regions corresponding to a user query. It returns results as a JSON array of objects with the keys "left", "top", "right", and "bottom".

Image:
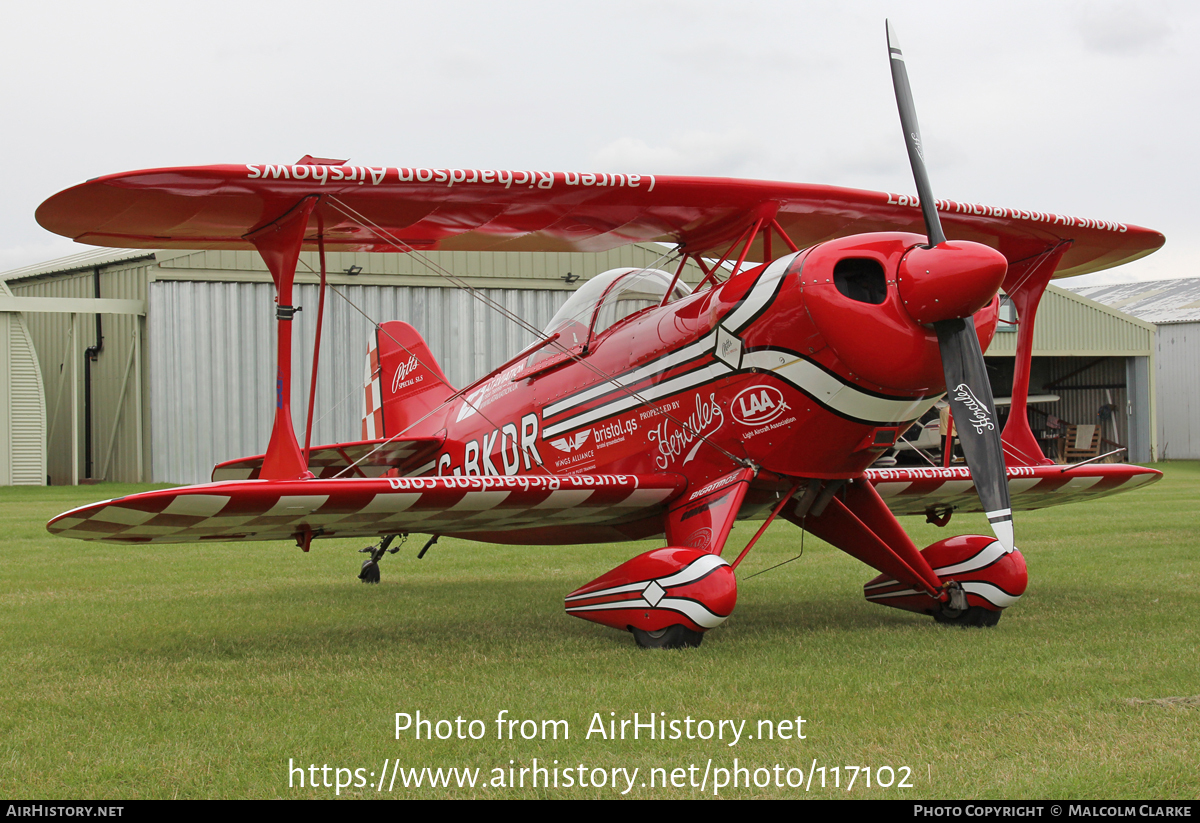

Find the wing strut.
[
  {"left": 302, "top": 230, "right": 328, "bottom": 467},
  {"left": 247, "top": 195, "right": 319, "bottom": 481},
  {"left": 1000, "top": 242, "right": 1071, "bottom": 466}
]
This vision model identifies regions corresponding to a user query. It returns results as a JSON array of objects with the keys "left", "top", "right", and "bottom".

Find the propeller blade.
[
  {"left": 886, "top": 19, "right": 945, "bottom": 247},
  {"left": 887, "top": 20, "right": 1013, "bottom": 552},
  {"left": 935, "top": 318, "right": 1013, "bottom": 552}
]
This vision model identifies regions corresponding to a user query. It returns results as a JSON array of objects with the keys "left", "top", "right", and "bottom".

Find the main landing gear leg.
[{"left": 358, "top": 533, "right": 404, "bottom": 583}]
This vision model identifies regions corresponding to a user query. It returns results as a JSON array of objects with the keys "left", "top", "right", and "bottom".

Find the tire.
[
  {"left": 631, "top": 625, "right": 704, "bottom": 649},
  {"left": 933, "top": 605, "right": 1001, "bottom": 627},
  {"left": 359, "top": 559, "right": 381, "bottom": 584}
]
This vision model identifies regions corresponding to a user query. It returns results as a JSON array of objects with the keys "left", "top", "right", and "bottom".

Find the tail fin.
[{"left": 363, "top": 321, "right": 456, "bottom": 439}]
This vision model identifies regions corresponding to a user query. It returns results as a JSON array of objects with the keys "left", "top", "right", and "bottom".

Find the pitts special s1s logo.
[
  {"left": 732, "top": 385, "right": 789, "bottom": 427},
  {"left": 952, "top": 383, "right": 995, "bottom": 434},
  {"left": 390, "top": 355, "right": 421, "bottom": 393}
]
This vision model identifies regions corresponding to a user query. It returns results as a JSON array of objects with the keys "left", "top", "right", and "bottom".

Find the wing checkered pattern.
[
  {"left": 48, "top": 474, "right": 686, "bottom": 544},
  {"left": 868, "top": 463, "right": 1160, "bottom": 516}
]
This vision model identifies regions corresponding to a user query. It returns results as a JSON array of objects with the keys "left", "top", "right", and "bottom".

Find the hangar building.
[
  {"left": 987, "top": 284, "right": 1157, "bottom": 464},
  {"left": 1069, "top": 278, "right": 1200, "bottom": 460},
  {"left": 2, "top": 244, "right": 703, "bottom": 485}
]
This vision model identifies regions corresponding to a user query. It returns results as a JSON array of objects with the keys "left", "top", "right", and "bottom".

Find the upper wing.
[
  {"left": 37, "top": 164, "right": 1163, "bottom": 278},
  {"left": 869, "top": 463, "right": 1161, "bottom": 517},
  {"left": 46, "top": 473, "right": 686, "bottom": 545}
]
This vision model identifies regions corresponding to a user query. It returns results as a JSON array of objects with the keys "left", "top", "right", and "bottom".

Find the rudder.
[{"left": 363, "top": 321, "right": 456, "bottom": 439}]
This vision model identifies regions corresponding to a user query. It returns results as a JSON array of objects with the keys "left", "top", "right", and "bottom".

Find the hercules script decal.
[{"left": 952, "top": 383, "right": 994, "bottom": 434}]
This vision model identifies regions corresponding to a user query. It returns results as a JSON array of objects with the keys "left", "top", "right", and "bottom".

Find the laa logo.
[
  {"left": 550, "top": 430, "right": 592, "bottom": 453},
  {"left": 732, "top": 385, "right": 789, "bottom": 426}
]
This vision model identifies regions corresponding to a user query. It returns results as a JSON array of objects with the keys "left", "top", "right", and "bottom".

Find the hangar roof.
[
  {"left": 1, "top": 247, "right": 155, "bottom": 283},
  {"left": 1068, "top": 278, "right": 1200, "bottom": 325}
]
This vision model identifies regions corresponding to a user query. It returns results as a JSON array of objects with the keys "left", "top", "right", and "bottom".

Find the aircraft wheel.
[
  {"left": 933, "top": 606, "right": 1001, "bottom": 627},
  {"left": 631, "top": 625, "right": 704, "bottom": 649},
  {"left": 359, "top": 559, "right": 381, "bottom": 584}
]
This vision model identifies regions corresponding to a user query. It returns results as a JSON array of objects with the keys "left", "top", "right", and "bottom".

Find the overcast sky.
[{"left": 2, "top": 0, "right": 1195, "bottom": 287}]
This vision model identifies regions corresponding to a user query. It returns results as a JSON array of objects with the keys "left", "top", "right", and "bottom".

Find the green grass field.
[{"left": 2, "top": 463, "right": 1197, "bottom": 799}]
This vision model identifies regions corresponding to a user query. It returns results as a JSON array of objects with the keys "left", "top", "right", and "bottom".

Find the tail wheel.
[
  {"left": 359, "top": 559, "right": 381, "bottom": 584},
  {"left": 631, "top": 625, "right": 704, "bottom": 649}
]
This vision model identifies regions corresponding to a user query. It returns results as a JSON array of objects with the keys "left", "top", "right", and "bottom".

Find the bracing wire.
[
  {"left": 319, "top": 195, "right": 749, "bottom": 471},
  {"left": 742, "top": 522, "right": 805, "bottom": 581},
  {"left": 290, "top": 254, "right": 534, "bottom": 477}
]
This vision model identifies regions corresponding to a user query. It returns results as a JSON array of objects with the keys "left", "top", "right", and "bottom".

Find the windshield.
[
  {"left": 543, "top": 267, "right": 691, "bottom": 340},
  {"left": 525, "top": 268, "right": 691, "bottom": 371}
]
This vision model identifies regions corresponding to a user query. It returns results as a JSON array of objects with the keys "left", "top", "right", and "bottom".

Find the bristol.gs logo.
[
  {"left": 952, "top": 383, "right": 995, "bottom": 434},
  {"left": 732, "top": 385, "right": 790, "bottom": 427}
]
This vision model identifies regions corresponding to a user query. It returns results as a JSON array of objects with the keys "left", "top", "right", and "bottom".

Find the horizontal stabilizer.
[
  {"left": 211, "top": 436, "right": 443, "bottom": 482},
  {"left": 48, "top": 473, "right": 687, "bottom": 545},
  {"left": 869, "top": 463, "right": 1161, "bottom": 517}
]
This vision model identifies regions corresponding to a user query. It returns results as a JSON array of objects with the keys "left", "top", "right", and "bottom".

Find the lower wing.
[
  {"left": 869, "top": 463, "right": 1161, "bottom": 517},
  {"left": 47, "top": 474, "right": 686, "bottom": 545}
]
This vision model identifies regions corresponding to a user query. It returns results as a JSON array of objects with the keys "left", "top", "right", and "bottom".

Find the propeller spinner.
[{"left": 886, "top": 20, "right": 1014, "bottom": 552}]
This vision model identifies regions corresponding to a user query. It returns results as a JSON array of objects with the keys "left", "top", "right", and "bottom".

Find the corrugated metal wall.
[
  {"left": 0, "top": 309, "right": 47, "bottom": 484},
  {"left": 1156, "top": 322, "right": 1199, "bottom": 459},
  {"left": 150, "top": 281, "right": 570, "bottom": 485},
  {"left": 987, "top": 284, "right": 1154, "bottom": 357},
  {"left": 7, "top": 264, "right": 150, "bottom": 485},
  {"left": 1126, "top": 356, "right": 1152, "bottom": 463},
  {"left": 155, "top": 245, "right": 695, "bottom": 287}
]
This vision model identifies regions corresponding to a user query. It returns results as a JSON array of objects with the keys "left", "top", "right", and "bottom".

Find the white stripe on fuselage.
[
  {"left": 544, "top": 346, "right": 938, "bottom": 438},
  {"left": 741, "top": 351, "right": 939, "bottom": 425},
  {"left": 542, "top": 252, "right": 797, "bottom": 421},
  {"left": 543, "top": 360, "right": 731, "bottom": 439},
  {"left": 541, "top": 250, "right": 935, "bottom": 437},
  {"left": 542, "top": 330, "right": 720, "bottom": 421}
]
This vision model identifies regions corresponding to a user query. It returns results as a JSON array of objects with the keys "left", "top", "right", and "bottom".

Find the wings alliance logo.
[{"left": 550, "top": 430, "right": 592, "bottom": 453}]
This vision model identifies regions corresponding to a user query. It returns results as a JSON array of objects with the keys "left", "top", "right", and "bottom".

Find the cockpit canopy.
[
  {"left": 543, "top": 267, "right": 692, "bottom": 344},
  {"left": 524, "top": 268, "right": 692, "bottom": 372}
]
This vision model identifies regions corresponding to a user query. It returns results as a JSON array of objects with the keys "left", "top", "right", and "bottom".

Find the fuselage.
[{"left": 420, "top": 232, "right": 999, "bottom": 507}]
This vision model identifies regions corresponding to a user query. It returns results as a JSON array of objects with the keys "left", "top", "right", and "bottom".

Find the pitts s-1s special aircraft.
[{"left": 41, "top": 24, "right": 1163, "bottom": 647}]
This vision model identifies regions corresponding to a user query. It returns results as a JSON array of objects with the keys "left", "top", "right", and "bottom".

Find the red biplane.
[{"left": 40, "top": 25, "right": 1163, "bottom": 647}]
